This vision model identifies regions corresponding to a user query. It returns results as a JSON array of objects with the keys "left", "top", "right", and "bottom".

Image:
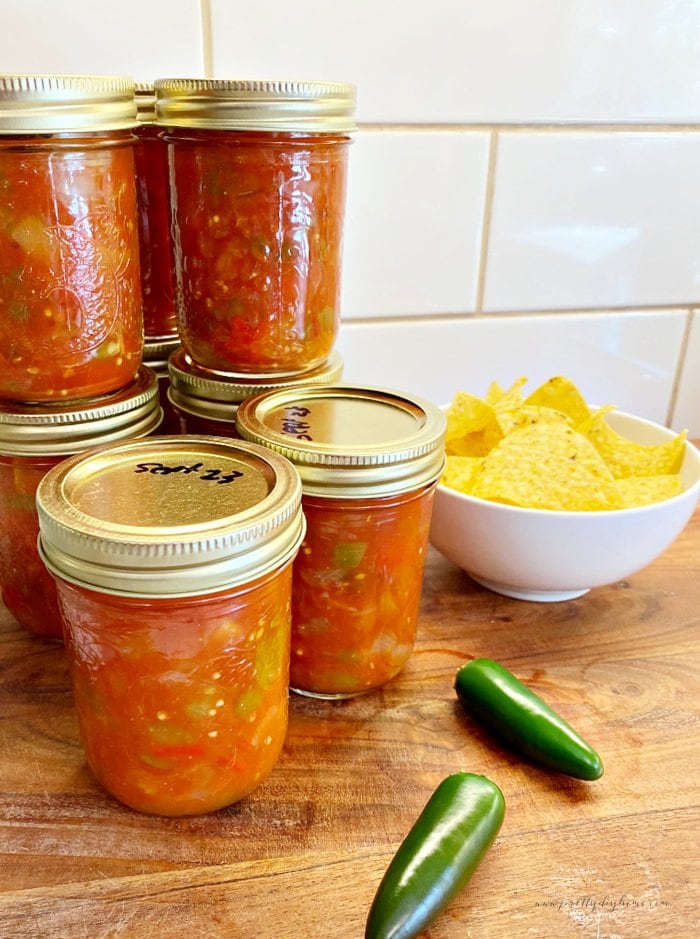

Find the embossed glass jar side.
[{"left": 0, "top": 75, "right": 143, "bottom": 402}]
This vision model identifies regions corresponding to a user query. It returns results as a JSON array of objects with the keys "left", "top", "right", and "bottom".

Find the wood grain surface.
[{"left": 1, "top": 506, "right": 698, "bottom": 938}]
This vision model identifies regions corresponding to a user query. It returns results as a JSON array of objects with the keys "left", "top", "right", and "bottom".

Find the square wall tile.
[
  {"left": 0, "top": 0, "right": 204, "bottom": 79},
  {"left": 671, "top": 310, "right": 700, "bottom": 437},
  {"left": 209, "top": 0, "right": 700, "bottom": 123},
  {"left": 337, "top": 310, "right": 688, "bottom": 425},
  {"left": 341, "top": 131, "right": 490, "bottom": 318},
  {"left": 483, "top": 132, "right": 700, "bottom": 313}
]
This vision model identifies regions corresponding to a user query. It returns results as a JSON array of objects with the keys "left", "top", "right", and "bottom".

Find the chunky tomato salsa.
[
  {"left": 0, "top": 136, "right": 143, "bottom": 401},
  {"left": 290, "top": 488, "right": 435, "bottom": 697},
  {"left": 167, "top": 130, "right": 349, "bottom": 373},
  {"left": 0, "top": 455, "right": 65, "bottom": 639}
]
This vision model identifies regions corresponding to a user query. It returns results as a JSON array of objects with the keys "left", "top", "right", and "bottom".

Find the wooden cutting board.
[{"left": 0, "top": 507, "right": 698, "bottom": 938}]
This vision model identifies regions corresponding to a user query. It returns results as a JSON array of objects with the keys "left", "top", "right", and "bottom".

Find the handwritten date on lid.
[{"left": 69, "top": 454, "right": 272, "bottom": 528}]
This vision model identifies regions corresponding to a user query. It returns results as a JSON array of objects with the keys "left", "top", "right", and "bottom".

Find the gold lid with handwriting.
[
  {"left": 235, "top": 385, "right": 446, "bottom": 498},
  {"left": 36, "top": 436, "right": 304, "bottom": 597}
]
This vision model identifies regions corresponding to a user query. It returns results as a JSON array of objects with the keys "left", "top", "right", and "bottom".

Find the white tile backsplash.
[
  {"left": 483, "top": 132, "right": 700, "bottom": 313},
  {"left": 341, "top": 130, "right": 491, "bottom": 317},
  {"left": 0, "top": 2, "right": 698, "bottom": 432},
  {"left": 672, "top": 310, "right": 700, "bottom": 435},
  {"left": 0, "top": 0, "right": 204, "bottom": 79},
  {"left": 209, "top": 0, "right": 700, "bottom": 124},
  {"left": 337, "top": 310, "right": 689, "bottom": 428}
]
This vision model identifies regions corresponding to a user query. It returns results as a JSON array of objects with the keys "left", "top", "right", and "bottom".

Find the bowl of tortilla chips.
[{"left": 429, "top": 376, "right": 700, "bottom": 601}]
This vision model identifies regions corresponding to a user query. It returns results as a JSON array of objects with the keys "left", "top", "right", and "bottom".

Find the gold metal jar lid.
[
  {"left": 235, "top": 385, "right": 446, "bottom": 498},
  {"left": 0, "top": 74, "right": 138, "bottom": 134},
  {"left": 135, "top": 80, "right": 156, "bottom": 123},
  {"left": 36, "top": 436, "right": 305, "bottom": 597},
  {"left": 155, "top": 78, "right": 356, "bottom": 133},
  {"left": 0, "top": 367, "right": 162, "bottom": 457},
  {"left": 168, "top": 348, "right": 343, "bottom": 424}
]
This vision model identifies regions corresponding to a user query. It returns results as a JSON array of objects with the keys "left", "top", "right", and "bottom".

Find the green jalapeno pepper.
[
  {"left": 455, "top": 657, "right": 604, "bottom": 781},
  {"left": 365, "top": 771, "right": 505, "bottom": 939}
]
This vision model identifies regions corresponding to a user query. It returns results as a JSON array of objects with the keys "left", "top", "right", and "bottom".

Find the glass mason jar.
[
  {"left": 236, "top": 385, "right": 446, "bottom": 698},
  {"left": 0, "top": 367, "right": 161, "bottom": 639},
  {"left": 155, "top": 79, "right": 355, "bottom": 374},
  {"left": 143, "top": 336, "right": 181, "bottom": 434},
  {"left": 134, "top": 83, "right": 179, "bottom": 341},
  {"left": 36, "top": 436, "right": 304, "bottom": 816},
  {"left": 0, "top": 74, "right": 144, "bottom": 402},
  {"left": 167, "top": 345, "right": 343, "bottom": 437}
]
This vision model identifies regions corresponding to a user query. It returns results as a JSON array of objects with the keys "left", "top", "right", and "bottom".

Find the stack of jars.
[
  {"left": 0, "top": 75, "right": 447, "bottom": 817},
  {"left": 151, "top": 80, "right": 446, "bottom": 702},
  {"left": 0, "top": 74, "right": 162, "bottom": 639}
]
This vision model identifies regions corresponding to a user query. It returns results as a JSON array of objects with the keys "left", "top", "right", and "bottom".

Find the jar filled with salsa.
[
  {"left": 0, "top": 74, "right": 144, "bottom": 402},
  {"left": 167, "top": 345, "right": 343, "bottom": 437},
  {"left": 236, "top": 385, "right": 446, "bottom": 698},
  {"left": 0, "top": 367, "right": 161, "bottom": 639},
  {"left": 134, "top": 83, "right": 178, "bottom": 341},
  {"left": 155, "top": 79, "right": 355, "bottom": 374},
  {"left": 36, "top": 436, "right": 304, "bottom": 816}
]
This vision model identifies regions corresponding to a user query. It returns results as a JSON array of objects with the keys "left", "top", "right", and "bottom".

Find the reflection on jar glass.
[
  {"left": 156, "top": 79, "right": 355, "bottom": 375},
  {"left": 236, "top": 384, "right": 447, "bottom": 698},
  {"left": 0, "top": 74, "right": 144, "bottom": 402},
  {"left": 36, "top": 436, "right": 304, "bottom": 815}
]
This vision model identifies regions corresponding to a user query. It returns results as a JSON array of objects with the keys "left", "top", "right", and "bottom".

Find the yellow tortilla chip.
[
  {"left": 484, "top": 380, "right": 506, "bottom": 406},
  {"left": 441, "top": 456, "right": 483, "bottom": 494},
  {"left": 491, "top": 376, "right": 527, "bottom": 412},
  {"left": 525, "top": 375, "right": 591, "bottom": 426},
  {"left": 469, "top": 424, "right": 618, "bottom": 510},
  {"left": 580, "top": 408, "right": 687, "bottom": 478},
  {"left": 442, "top": 377, "right": 687, "bottom": 510},
  {"left": 612, "top": 475, "right": 684, "bottom": 508},
  {"left": 494, "top": 403, "right": 574, "bottom": 436},
  {"left": 445, "top": 391, "right": 504, "bottom": 457}
]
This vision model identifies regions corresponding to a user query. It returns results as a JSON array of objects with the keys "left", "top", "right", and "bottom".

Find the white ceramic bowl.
[{"left": 429, "top": 409, "right": 700, "bottom": 602}]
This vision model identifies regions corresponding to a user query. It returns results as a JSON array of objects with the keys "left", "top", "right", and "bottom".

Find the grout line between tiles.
[
  {"left": 340, "top": 307, "right": 696, "bottom": 326},
  {"left": 666, "top": 309, "right": 694, "bottom": 426},
  {"left": 356, "top": 122, "right": 700, "bottom": 134},
  {"left": 474, "top": 130, "right": 498, "bottom": 314},
  {"left": 200, "top": 0, "right": 213, "bottom": 78}
]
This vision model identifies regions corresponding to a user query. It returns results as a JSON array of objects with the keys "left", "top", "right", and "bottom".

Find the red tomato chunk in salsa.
[
  {"left": 56, "top": 564, "right": 293, "bottom": 816},
  {"left": 0, "top": 137, "right": 143, "bottom": 401},
  {"left": 167, "top": 130, "right": 349, "bottom": 373},
  {"left": 291, "top": 489, "right": 436, "bottom": 697}
]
